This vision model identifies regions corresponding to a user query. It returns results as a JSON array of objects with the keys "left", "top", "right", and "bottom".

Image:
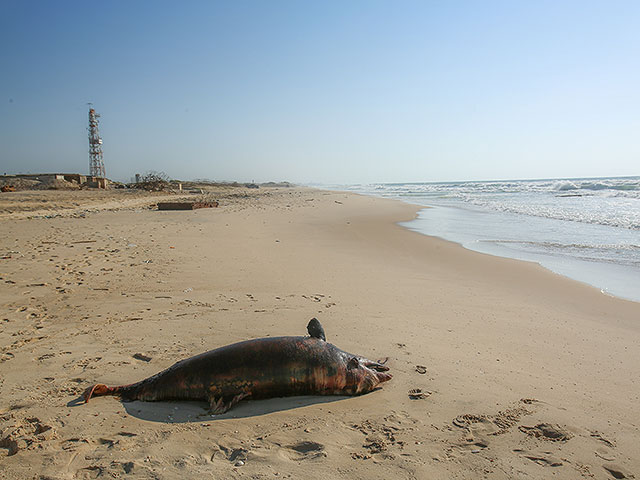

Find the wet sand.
[{"left": 1, "top": 187, "right": 638, "bottom": 479}]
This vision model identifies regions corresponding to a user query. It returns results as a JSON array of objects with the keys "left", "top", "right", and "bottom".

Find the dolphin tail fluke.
[{"left": 83, "top": 383, "right": 125, "bottom": 403}]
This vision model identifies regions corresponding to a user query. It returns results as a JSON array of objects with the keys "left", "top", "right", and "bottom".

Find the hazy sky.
[{"left": 1, "top": 1, "right": 639, "bottom": 183}]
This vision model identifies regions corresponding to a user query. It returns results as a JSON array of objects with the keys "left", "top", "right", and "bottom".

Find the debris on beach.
[
  {"left": 157, "top": 201, "right": 218, "bottom": 210},
  {"left": 132, "top": 353, "right": 152, "bottom": 362}
]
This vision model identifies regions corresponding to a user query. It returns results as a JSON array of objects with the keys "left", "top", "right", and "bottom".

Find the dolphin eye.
[{"left": 347, "top": 357, "right": 360, "bottom": 369}]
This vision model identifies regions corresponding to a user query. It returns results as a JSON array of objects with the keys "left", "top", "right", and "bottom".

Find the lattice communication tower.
[{"left": 88, "top": 107, "right": 106, "bottom": 177}]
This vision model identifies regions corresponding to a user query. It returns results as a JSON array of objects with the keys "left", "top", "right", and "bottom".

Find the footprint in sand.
[
  {"left": 0, "top": 417, "right": 56, "bottom": 456},
  {"left": 591, "top": 430, "right": 617, "bottom": 448},
  {"left": 211, "top": 444, "right": 249, "bottom": 465},
  {"left": 286, "top": 440, "right": 326, "bottom": 460},
  {"left": 452, "top": 414, "right": 497, "bottom": 451},
  {"left": 37, "top": 352, "right": 56, "bottom": 361},
  {"left": 518, "top": 423, "right": 573, "bottom": 442},
  {"left": 60, "top": 437, "right": 91, "bottom": 451},
  {"left": 408, "top": 388, "right": 431, "bottom": 400},
  {"left": 451, "top": 399, "right": 539, "bottom": 452},
  {"left": 0, "top": 352, "right": 14, "bottom": 362},
  {"left": 70, "top": 356, "right": 103, "bottom": 372},
  {"left": 112, "top": 461, "right": 135, "bottom": 474},
  {"left": 77, "top": 465, "right": 104, "bottom": 479},
  {"left": 1, "top": 336, "right": 48, "bottom": 362},
  {"left": 302, "top": 294, "right": 325, "bottom": 303},
  {"left": 595, "top": 448, "right": 617, "bottom": 462},
  {"left": 453, "top": 414, "right": 499, "bottom": 435},
  {"left": 513, "top": 449, "right": 563, "bottom": 467},
  {"left": 603, "top": 464, "right": 634, "bottom": 479},
  {"left": 351, "top": 417, "right": 407, "bottom": 460}
]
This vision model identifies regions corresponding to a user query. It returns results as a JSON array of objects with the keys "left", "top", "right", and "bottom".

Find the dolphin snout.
[{"left": 376, "top": 371, "right": 392, "bottom": 384}]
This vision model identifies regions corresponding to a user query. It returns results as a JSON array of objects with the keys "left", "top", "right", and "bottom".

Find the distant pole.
[{"left": 88, "top": 107, "right": 106, "bottom": 177}]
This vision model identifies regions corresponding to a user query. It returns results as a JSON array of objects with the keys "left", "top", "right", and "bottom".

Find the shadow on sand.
[{"left": 68, "top": 394, "right": 350, "bottom": 423}]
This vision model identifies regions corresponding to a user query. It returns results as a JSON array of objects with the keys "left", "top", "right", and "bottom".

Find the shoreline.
[
  {"left": 399, "top": 205, "right": 640, "bottom": 305},
  {"left": 336, "top": 187, "right": 640, "bottom": 304},
  {"left": 1, "top": 187, "right": 639, "bottom": 478}
]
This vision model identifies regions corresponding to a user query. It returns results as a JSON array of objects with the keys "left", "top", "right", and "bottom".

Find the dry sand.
[{"left": 0, "top": 186, "right": 638, "bottom": 479}]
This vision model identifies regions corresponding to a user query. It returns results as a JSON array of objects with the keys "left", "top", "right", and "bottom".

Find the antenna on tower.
[{"left": 88, "top": 107, "right": 106, "bottom": 178}]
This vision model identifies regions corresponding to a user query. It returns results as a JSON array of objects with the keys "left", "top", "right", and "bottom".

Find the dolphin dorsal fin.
[{"left": 306, "top": 318, "right": 326, "bottom": 341}]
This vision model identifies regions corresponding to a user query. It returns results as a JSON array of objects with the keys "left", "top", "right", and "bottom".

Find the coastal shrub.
[{"left": 136, "top": 171, "right": 171, "bottom": 191}]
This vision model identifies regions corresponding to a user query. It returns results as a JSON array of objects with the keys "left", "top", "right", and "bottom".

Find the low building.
[{"left": 0, "top": 173, "right": 108, "bottom": 189}]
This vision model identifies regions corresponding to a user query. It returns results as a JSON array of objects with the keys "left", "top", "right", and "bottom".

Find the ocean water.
[{"left": 334, "top": 177, "right": 640, "bottom": 303}]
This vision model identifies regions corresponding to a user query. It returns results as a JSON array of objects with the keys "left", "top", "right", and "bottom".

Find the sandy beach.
[{"left": 1, "top": 186, "right": 638, "bottom": 479}]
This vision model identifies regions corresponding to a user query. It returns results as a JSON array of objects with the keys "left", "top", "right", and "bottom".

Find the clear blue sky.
[{"left": 1, "top": 1, "right": 638, "bottom": 183}]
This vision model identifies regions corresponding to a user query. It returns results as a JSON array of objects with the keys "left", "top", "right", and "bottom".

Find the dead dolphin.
[{"left": 83, "top": 319, "right": 391, "bottom": 413}]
